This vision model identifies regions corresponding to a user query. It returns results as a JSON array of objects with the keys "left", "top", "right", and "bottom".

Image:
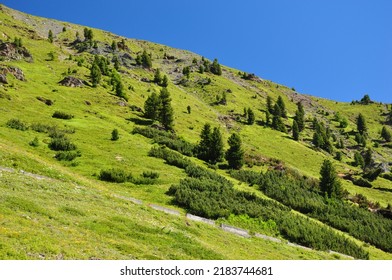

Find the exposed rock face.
[
  {"left": 0, "top": 42, "right": 33, "bottom": 62},
  {"left": 0, "top": 74, "right": 7, "bottom": 84},
  {"left": 0, "top": 65, "right": 26, "bottom": 82},
  {"left": 59, "top": 76, "right": 85, "bottom": 87}
]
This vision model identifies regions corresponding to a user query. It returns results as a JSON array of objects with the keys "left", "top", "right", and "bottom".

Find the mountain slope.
[{"left": 0, "top": 4, "right": 391, "bottom": 260}]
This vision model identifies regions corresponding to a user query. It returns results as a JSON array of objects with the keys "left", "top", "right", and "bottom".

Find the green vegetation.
[{"left": 1, "top": 5, "right": 392, "bottom": 260}]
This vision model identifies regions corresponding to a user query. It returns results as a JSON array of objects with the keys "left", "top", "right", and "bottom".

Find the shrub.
[
  {"left": 111, "top": 129, "right": 119, "bottom": 141},
  {"left": 55, "top": 150, "right": 81, "bottom": 161},
  {"left": 29, "top": 137, "right": 39, "bottom": 147},
  {"left": 142, "top": 171, "right": 160, "bottom": 179},
  {"left": 352, "top": 177, "right": 372, "bottom": 188},
  {"left": 48, "top": 136, "right": 76, "bottom": 151},
  {"left": 6, "top": 118, "right": 28, "bottom": 131},
  {"left": 30, "top": 123, "right": 55, "bottom": 133},
  {"left": 52, "top": 111, "right": 74, "bottom": 120},
  {"left": 133, "top": 127, "right": 194, "bottom": 156},
  {"left": 99, "top": 168, "right": 132, "bottom": 183},
  {"left": 381, "top": 173, "right": 392, "bottom": 181}
]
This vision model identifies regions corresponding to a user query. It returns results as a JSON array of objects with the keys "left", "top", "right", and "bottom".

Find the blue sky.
[{"left": 2, "top": 0, "right": 391, "bottom": 103}]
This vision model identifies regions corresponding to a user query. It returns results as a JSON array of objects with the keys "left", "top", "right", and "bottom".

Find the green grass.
[{"left": 1, "top": 4, "right": 392, "bottom": 260}]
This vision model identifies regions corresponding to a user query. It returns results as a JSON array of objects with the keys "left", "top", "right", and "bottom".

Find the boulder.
[
  {"left": 0, "top": 42, "right": 33, "bottom": 62},
  {"left": 0, "top": 74, "right": 7, "bottom": 84},
  {"left": 59, "top": 76, "right": 84, "bottom": 87}
]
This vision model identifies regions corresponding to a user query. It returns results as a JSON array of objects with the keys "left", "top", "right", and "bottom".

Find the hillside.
[{"left": 0, "top": 4, "right": 391, "bottom": 260}]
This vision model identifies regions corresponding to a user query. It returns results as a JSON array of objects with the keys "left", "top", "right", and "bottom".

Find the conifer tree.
[
  {"left": 276, "top": 96, "right": 287, "bottom": 118},
  {"left": 48, "top": 30, "right": 54, "bottom": 43},
  {"left": 319, "top": 159, "right": 343, "bottom": 199},
  {"left": 294, "top": 102, "right": 305, "bottom": 131},
  {"left": 158, "top": 88, "right": 174, "bottom": 131},
  {"left": 356, "top": 113, "right": 368, "bottom": 135},
  {"left": 272, "top": 104, "right": 286, "bottom": 132},
  {"left": 210, "top": 58, "right": 222, "bottom": 75},
  {"left": 138, "top": 50, "right": 152, "bottom": 68},
  {"left": 182, "top": 66, "right": 190, "bottom": 79},
  {"left": 196, "top": 123, "right": 212, "bottom": 161},
  {"left": 363, "top": 148, "right": 373, "bottom": 169},
  {"left": 154, "top": 69, "right": 162, "bottom": 84},
  {"left": 161, "top": 75, "right": 169, "bottom": 87},
  {"left": 247, "top": 108, "right": 255, "bottom": 125},
  {"left": 209, "top": 127, "right": 224, "bottom": 164},
  {"left": 226, "top": 133, "right": 244, "bottom": 169},
  {"left": 292, "top": 120, "right": 299, "bottom": 141},
  {"left": 354, "top": 151, "right": 365, "bottom": 168},
  {"left": 265, "top": 110, "right": 271, "bottom": 126},
  {"left": 266, "top": 95, "right": 274, "bottom": 114},
  {"left": 144, "top": 92, "right": 160, "bottom": 120},
  {"left": 90, "top": 62, "right": 101, "bottom": 87}
]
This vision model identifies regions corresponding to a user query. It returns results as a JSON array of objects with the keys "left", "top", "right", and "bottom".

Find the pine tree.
[
  {"left": 139, "top": 50, "right": 152, "bottom": 68},
  {"left": 48, "top": 30, "right": 54, "bottom": 43},
  {"left": 111, "top": 40, "right": 117, "bottom": 51},
  {"left": 161, "top": 75, "right": 169, "bottom": 87},
  {"left": 363, "top": 149, "right": 373, "bottom": 169},
  {"left": 381, "top": 126, "right": 392, "bottom": 142},
  {"left": 265, "top": 110, "right": 271, "bottom": 126},
  {"left": 115, "top": 81, "right": 127, "bottom": 101},
  {"left": 154, "top": 69, "right": 162, "bottom": 84},
  {"left": 144, "top": 92, "right": 160, "bottom": 120},
  {"left": 272, "top": 104, "right": 286, "bottom": 132},
  {"left": 210, "top": 58, "right": 222, "bottom": 75},
  {"left": 354, "top": 151, "right": 365, "bottom": 168},
  {"left": 266, "top": 95, "right": 273, "bottom": 114},
  {"left": 111, "top": 129, "right": 119, "bottom": 141},
  {"left": 182, "top": 66, "right": 190, "bottom": 78},
  {"left": 356, "top": 113, "right": 368, "bottom": 135},
  {"left": 226, "top": 133, "right": 244, "bottom": 169},
  {"left": 276, "top": 96, "right": 287, "bottom": 118},
  {"left": 294, "top": 102, "right": 305, "bottom": 131},
  {"left": 158, "top": 88, "right": 174, "bottom": 131},
  {"left": 319, "top": 159, "right": 343, "bottom": 199},
  {"left": 209, "top": 127, "right": 224, "bottom": 164},
  {"left": 84, "top": 28, "right": 94, "bottom": 41},
  {"left": 247, "top": 108, "right": 255, "bottom": 125},
  {"left": 292, "top": 120, "right": 299, "bottom": 141},
  {"left": 90, "top": 62, "right": 101, "bottom": 87},
  {"left": 196, "top": 123, "right": 212, "bottom": 161}
]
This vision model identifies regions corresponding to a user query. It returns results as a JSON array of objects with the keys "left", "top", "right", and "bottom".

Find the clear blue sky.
[{"left": 2, "top": 0, "right": 391, "bottom": 103}]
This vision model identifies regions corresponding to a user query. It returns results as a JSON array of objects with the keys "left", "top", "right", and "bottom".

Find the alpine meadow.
[{"left": 1, "top": 4, "right": 392, "bottom": 260}]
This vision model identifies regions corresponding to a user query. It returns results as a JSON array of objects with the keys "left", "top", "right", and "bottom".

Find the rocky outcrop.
[
  {"left": 0, "top": 42, "right": 33, "bottom": 62},
  {"left": 0, "top": 65, "right": 26, "bottom": 82},
  {"left": 59, "top": 76, "right": 85, "bottom": 87}
]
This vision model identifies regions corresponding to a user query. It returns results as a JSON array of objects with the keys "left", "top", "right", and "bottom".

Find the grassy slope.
[{"left": 0, "top": 5, "right": 391, "bottom": 259}]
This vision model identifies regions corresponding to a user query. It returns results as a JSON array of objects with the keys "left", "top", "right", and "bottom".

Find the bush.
[
  {"left": 29, "top": 137, "right": 39, "bottom": 147},
  {"left": 52, "top": 111, "right": 74, "bottom": 120},
  {"left": 133, "top": 127, "right": 194, "bottom": 156},
  {"left": 111, "top": 129, "right": 119, "bottom": 141},
  {"left": 352, "top": 177, "right": 372, "bottom": 188},
  {"left": 30, "top": 123, "right": 55, "bottom": 133},
  {"left": 381, "top": 173, "right": 392, "bottom": 181},
  {"left": 99, "top": 168, "right": 132, "bottom": 183},
  {"left": 142, "top": 171, "right": 160, "bottom": 179},
  {"left": 55, "top": 150, "right": 81, "bottom": 161},
  {"left": 6, "top": 118, "right": 28, "bottom": 131},
  {"left": 48, "top": 136, "right": 76, "bottom": 151}
]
